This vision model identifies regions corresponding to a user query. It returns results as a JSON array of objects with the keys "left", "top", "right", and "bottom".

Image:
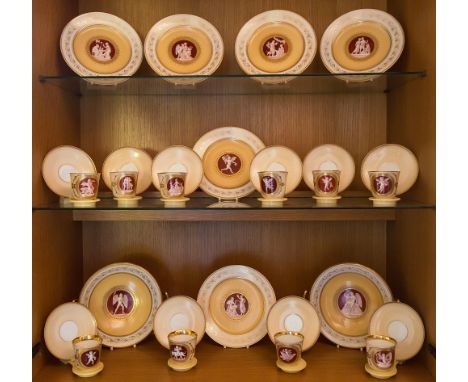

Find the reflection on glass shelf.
[{"left": 39, "top": 71, "right": 426, "bottom": 96}]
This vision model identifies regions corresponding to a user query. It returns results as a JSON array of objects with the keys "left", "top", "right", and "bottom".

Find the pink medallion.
[
  {"left": 81, "top": 349, "right": 99, "bottom": 367},
  {"left": 106, "top": 289, "right": 134, "bottom": 317},
  {"left": 263, "top": 36, "right": 288, "bottom": 59},
  {"left": 374, "top": 175, "right": 393, "bottom": 195},
  {"left": 172, "top": 40, "right": 197, "bottom": 62},
  {"left": 170, "top": 344, "right": 188, "bottom": 361},
  {"left": 261, "top": 175, "right": 278, "bottom": 194},
  {"left": 318, "top": 175, "right": 336, "bottom": 193},
  {"left": 167, "top": 177, "right": 184, "bottom": 196},
  {"left": 374, "top": 350, "right": 393, "bottom": 369},
  {"left": 79, "top": 178, "right": 97, "bottom": 197},
  {"left": 218, "top": 153, "right": 241, "bottom": 175},
  {"left": 278, "top": 347, "right": 298, "bottom": 363},
  {"left": 224, "top": 293, "right": 249, "bottom": 318},
  {"left": 337, "top": 288, "right": 366, "bottom": 319},
  {"left": 89, "top": 39, "right": 116, "bottom": 62},
  {"left": 119, "top": 175, "right": 135, "bottom": 193},
  {"left": 348, "top": 36, "right": 374, "bottom": 58}
]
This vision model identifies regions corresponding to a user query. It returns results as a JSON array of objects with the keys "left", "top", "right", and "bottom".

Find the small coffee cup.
[
  {"left": 274, "top": 331, "right": 306, "bottom": 373},
  {"left": 258, "top": 171, "right": 288, "bottom": 206},
  {"left": 368, "top": 171, "right": 400, "bottom": 207},
  {"left": 71, "top": 335, "right": 104, "bottom": 377},
  {"left": 365, "top": 335, "right": 397, "bottom": 379},
  {"left": 70, "top": 173, "right": 100, "bottom": 204},
  {"left": 110, "top": 171, "right": 139, "bottom": 199},
  {"left": 158, "top": 172, "right": 188, "bottom": 203},
  {"left": 312, "top": 170, "right": 341, "bottom": 204},
  {"left": 167, "top": 329, "right": 198, "bottom": 372}
]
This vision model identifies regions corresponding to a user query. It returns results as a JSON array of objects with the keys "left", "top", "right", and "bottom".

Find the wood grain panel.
[
  {"left": 32, "top": 212, "right": 83, "bottom": 345},
  {"left": 34, "top": 338, "right": 434, "bottom": 382},
  {"left": 82, "top": 221, "right": 386, "bottom": 298}
]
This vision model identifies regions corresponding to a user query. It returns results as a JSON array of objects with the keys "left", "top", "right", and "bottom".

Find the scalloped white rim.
[
  {"left": 79, "top": 262, "right": 162, "bottom": 348},
  {"left": 193, "top": 127, "right": 265, "bottom": 199},
  {"left": 320, "top": 9, "right": 405, "bottom": 78},
  {"left": 60, "top": 12, "right": 143, "bottom": 83},
  {"left": 144, "top": 14, "right": 224, "bottom": 81},
  {"left": 309, "top": 263, "right": 393, "bottom": 349},
  {"left": 235, "top": 9, "right": 317, "bottom": 82},
  {"left": 360, "top": 143, "right": 419, "bottom": 195},
  {"left": 197, "top": 265, "right": 276, "bottom": 348},
  {"left": 302, "top": 144, "right": 355, "bottom": 193}
]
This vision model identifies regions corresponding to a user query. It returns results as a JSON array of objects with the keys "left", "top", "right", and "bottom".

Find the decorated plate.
[
  {"left": 144, "top": 14, "right": 223, "bottom": 84},
  {"left": 250, "top": 146, "right": 302, "bottom": 195},
  {"left": 152, "top": 145, "right": 203, "bottom": 195},
  {"left": 361, "top": 144, "right": 419, "bottom": 195},
  {"left": 310, "top": 263, "right": 393, "bottom": 349},
  {"left": 197, "top": 265, "right": 276, "bottom": 348},
  {"left": 44, "top": 302, "right": 97, "bottom": 361},
  {"left": 235, "top": 10, "right": 317, "bottom": 83},
  {"left": 60, "top": 12, "right": 143, "bottom": 84},
  {"left": 79, "top": 263, "right": 162, "bottom": 348},
  {"left": 267, "top": 296, "right": 320, "bottom": 351},
  {"left": 102, "top": 147, "right": 153, "bottom": 195},
  {"left": 193, "top": 127, "right": 265, "bottom": 199},
  {"left": 369, "top": 302, "right": 425, "bottom": 361},
  {"left": 42, "top": 145, "right": 96, "bottom": 198},
  {"left": 320, "top": 9, "right": 404, "bottom": 81},
  {"left": 303, "top": 144, "right": 355, "bottom": 193},
  {"left": 153, "top": 296, "right": 205, "bottom": 349}
]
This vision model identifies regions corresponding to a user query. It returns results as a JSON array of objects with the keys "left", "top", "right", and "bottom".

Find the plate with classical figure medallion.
[
  {"left": 235, "top": 10, "right": 317, "bottom": 84},
  {"left": 369, "top": 302, "right": 425, "bottom": 361},
  {"left": 320, "top": 9, "right": 404, "bottom": 81},
  {"left": 79, "top": 263, "right": 162, "bottom": 348},
  {"left": 44, "top": 302, "right": 97, "bottom": 361},
  {"left": 102, "top": 147, "right": 153, "bottom": 195},
  {"left": 152, "top": 146, "right": 203, "bottom": 196},
  {"left": 197, "top": 265, "right": 276, "bottom": 348},
  {"left": 249, "top": 145, "right": 303, "bottom": 195},
  {"left": 310, "top": 263, "right": 393, "bottom": 349},
  {"left": 144, "top": 14, "right": 224, "bottom": 84},
  {"left": 153, "top": 296, "right": 206, "bottom": 349},
  {"left": 303, "top": 144, "right": 355, "bottom": 193},
  {"left": 60, "top": 12, "right": 143, "bottom": 84},
  {"left": 42, "top": 145, "right": 97, "bottom": 198},
  {"left": 193, "top": 127, "right": 265, "bottom": 200},
  {"left": 267, "top": 296, "right": 320, "bottom": 351},
  {"left": 361, "top": 144, "right": 419, "bottom": 195}
]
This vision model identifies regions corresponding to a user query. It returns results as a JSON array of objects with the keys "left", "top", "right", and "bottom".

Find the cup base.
[
  {"left": 113, "top": 196, "right": 142, "bottom": 201},
  {"left": 168, "top": 357, "right": 198, "bottom": 372},
  {"left": 313, "top": 195, "right": 341, "bottom": 204},
  {"left": 369, "top": 197, "right": 400, "bottom": 207},
  {"left": 72, "top": 361, "right": 104, "bottom": 377},
  {"left": 276, "top": 358, "right": 307, "bottom": 373},
  {"left": 258, "top": 197, "right": 287, "bottom": 203},
  {"left": 161, "top": 197, "right": 190, "bottom": 203},
  {"left": 69, "top": 198, "right": 100, "bottom": 207},
  {"left": 365, "top": 363, "right": 397, "bottom": 379}
]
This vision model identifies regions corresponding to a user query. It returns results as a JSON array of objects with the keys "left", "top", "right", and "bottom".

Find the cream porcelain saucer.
[
  {"left": 102, "top": 147, "right": 153, "bottom": 195},
  {"left": 197, "top": 265, "right": 276, "bottom": 348},
  {"left": 42, "top": 145, "right": 96, "bottom": 198},
  {"left": 303, "top": 144, "right": 355, "bottom": 193},
  {"left": 153, "top": 296, "right": 206, "bottom": 349},
  {"left": 44, "top": 302, "right": 97, "bottom": 361},
  {"left": 310, "top": 263, "right": 393, "bottom": 349},
  {"left": 277, "top": 358, "right": 307, "bottom": 373},
  {"left": 361, "top": 144, "right": 419, "bottom": 195},
  {"left": 144, "top": 14, "right": 224, "bottom": 84},
  {"left": 79, "top": 263, "right": 162, "bottom": 348},
  {"left": 250, "top": 146, "right": 302, "bottom": 195},
  {"left": 369, "top": 302, "right": 425, "bottom": 361},
  {"left": 72, "top": 362, "right": 104, "bottom": 377},
  {"left": 267, "top": 296, "right": 320, "bottom": 351},
  {"left": 168, "top": 357, "right": 198, "bottom": 372},
  {"left": 320, "top": 9, "right": 404, "bottom": 81},
  {"left": 193, "top": 127, "right": 265, "bottom": 200},
  {"left": 60, "top": 12, "right": 143, "bottom": 85},
  {"left": 365, "top": 363, "right": 397, "bottom": 379},
  {"left": 235, "top": 10, "right": 317, "bottom": 84},
  {"left": 152, "top": 146, "right": 203, "bottom": 195}
]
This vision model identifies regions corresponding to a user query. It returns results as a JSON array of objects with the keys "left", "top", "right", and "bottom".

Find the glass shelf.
[{"left": 39, "top": 71, "right": 426, "bottom": 96}]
